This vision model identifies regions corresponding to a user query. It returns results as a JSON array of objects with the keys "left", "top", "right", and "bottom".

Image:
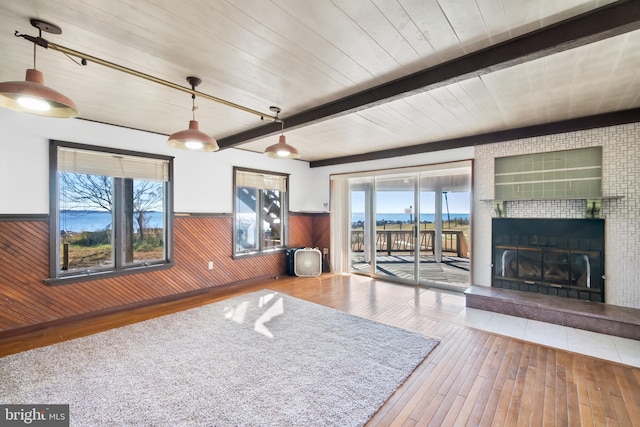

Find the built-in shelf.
[
  {"left": 480, "top": 196, "right": 624, "bottom": 218},
  {"left": 480, "top": 196, "right": 624, "bottom": 202},
  {"left": 494, "top": 147, "right": 603, "bottom": 200}
]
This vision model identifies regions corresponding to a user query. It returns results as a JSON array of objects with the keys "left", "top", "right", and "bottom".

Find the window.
[
  {"left": 49, "top": 141, "right": 173, "bottom": 282},
  {"left": 234, "top": 168, "right": 288, "bottom": 255}
]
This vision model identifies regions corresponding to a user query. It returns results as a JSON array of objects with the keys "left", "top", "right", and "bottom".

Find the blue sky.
[{"left": 352, "top": 191, "right": 470, "bottom": 214}]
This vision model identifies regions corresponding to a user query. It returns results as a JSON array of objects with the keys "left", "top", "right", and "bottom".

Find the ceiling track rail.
[{"left": 15, "top": 31, "right": 277, "bottom": 122}]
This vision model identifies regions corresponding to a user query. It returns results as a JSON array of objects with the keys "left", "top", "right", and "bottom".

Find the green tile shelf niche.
[{"left": 494, "top": 147, "right": 602, "bottom": 200}]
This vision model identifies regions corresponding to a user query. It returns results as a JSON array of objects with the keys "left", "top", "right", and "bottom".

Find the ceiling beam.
[
  {"left": 216, "top": 0, "right": 640, "bottom": 150},
  {"left": 309, "top": 108, "right": 640, "bottom": 167}
]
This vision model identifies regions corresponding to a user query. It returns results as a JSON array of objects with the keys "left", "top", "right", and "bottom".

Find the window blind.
[
  {"left": 58, "top": 147, "right": 169, "bottom": 182},
  {"left": 236, "top": 170, "right": 287, "bottom": 191}
]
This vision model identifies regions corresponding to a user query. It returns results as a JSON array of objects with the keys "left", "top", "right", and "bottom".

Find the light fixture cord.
[
  {"left": 32, "top": 26, "right": 42, "bottom": 69},
  {"left": 191, "top": 82, "right": 197, "bottom": 121},
  {"left": 274, "top": 109, "right": 284, "bottom": 136},
  {"left": 192, "top": 93, "right": 197, "bottom": 121}
]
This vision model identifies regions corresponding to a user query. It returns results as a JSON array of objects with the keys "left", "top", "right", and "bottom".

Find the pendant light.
[
  {"left": 0, "top": 19, "right": 78, "bottom": 118},
  {"left": 264, "top": 106, "right": 300, "bottom": 159},
  {"left": 167, "top": 76, "right": 219, "bottom": 152}
]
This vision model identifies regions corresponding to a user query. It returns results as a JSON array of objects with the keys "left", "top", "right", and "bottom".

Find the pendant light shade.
[
  {"left": 264, "top": 134, "right": 300, "bottom": 159},
  {"left": 264, "top": 106, "right": 300, "bottom": 159},
  {"left": 0, "top": 19, "right": 78, "bottom": 118},
  {"left": 167, "top": 119, "right": 218, "bottom": 152},
  {"left": 167, "top": 76, "right": 219, "bottom": 152},
  {"left": 0, "top": 69, "right": 79, "bottom": 117}
]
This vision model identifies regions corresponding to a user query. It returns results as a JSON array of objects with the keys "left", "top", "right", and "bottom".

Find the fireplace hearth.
[{"left": 492, "top": 218, "right": 604, "bottom": 302}]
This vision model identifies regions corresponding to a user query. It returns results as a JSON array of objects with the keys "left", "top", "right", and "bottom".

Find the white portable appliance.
[{"left": 293, "top": 248, "right": 323, "bottom": 277}]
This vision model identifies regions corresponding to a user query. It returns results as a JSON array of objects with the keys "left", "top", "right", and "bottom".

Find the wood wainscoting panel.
[
  {"left": 172, "top": 216, "right": 286, "bottom": 285},
  {"left": 0, "top": 216, "right": 292, "bottom": 336},
  {"left": 312, "top": 213, "right": 330, "bottom": 252},
  {"left": 290, "top": 212, "right": 330, "bottom": 250},
  {"left": 0, "top": 220, "right": 49, "bottom": 283},
  {"left": 289, "top": 214, "right": 314, "bottom": 248}
]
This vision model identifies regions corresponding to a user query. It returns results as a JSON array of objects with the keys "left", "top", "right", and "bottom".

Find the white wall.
[{"left": 0, "top": 108, "right": 322, "bottom": 214}]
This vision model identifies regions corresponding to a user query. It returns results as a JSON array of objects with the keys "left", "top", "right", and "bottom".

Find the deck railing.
[{"left": 351, "top": 230, "right": 469, "bottom": 258}]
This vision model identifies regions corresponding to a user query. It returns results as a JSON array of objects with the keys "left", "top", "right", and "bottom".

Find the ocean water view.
[
  {"left": 351, "top": 213, "right": 469, "bottom": 224},
  {"left": 60, "top": 211, "right": 468, "bottom": 232},
  {"left": 60, "top": 210, "right": 164, "bottom": 232}
]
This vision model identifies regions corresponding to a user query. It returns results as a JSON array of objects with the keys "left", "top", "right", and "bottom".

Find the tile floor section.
[{"left": 411, "top": 287, "right": 640, "bottom": 368}]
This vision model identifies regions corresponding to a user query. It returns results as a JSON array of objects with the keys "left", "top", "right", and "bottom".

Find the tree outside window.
[{"left": 50, "top": 141, "right": 172, "bottom": 281}]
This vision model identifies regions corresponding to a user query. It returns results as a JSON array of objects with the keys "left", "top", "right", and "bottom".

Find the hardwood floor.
[{"left": 1, "top": 273, "right": 639, "bottom": 426}]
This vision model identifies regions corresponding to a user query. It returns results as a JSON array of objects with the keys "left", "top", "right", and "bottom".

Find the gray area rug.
[{"left": 0, "top": 290, "right": 439, "bottom": 426}]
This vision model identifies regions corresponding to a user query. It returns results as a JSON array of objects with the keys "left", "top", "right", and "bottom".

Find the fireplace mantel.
[
  {"left": 480, "top": 196, "right": 623, "bottom": 218},
  {"left": 480, "top": 196, "right": 623, "bottom": 202}
]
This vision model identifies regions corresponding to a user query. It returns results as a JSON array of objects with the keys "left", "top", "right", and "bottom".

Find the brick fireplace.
[{"left": 492, "top": 218, "right": 604, "bottom": 302}]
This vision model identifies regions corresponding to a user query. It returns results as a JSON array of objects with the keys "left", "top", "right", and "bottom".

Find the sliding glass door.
[
  {"left": 349, "top": 177, "right": 372, "bottom": 275},
  {"left": 417, "top": 172, "right": 471, "bottom": 288},
  {"left": 374, "top": 175, "right": 416, "bottom": 282},
  {"left": 344, "top": 161, "right": 472, "bottom": 290}
]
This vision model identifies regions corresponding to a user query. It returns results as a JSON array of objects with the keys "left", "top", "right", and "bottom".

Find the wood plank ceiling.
[{"left": 0, "top": 0, "right": 638, "bottom": 164}]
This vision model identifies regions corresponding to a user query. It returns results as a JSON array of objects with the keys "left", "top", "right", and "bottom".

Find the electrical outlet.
[{"left": 208, "top": 261, "right": 213, "bottom": 270}]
